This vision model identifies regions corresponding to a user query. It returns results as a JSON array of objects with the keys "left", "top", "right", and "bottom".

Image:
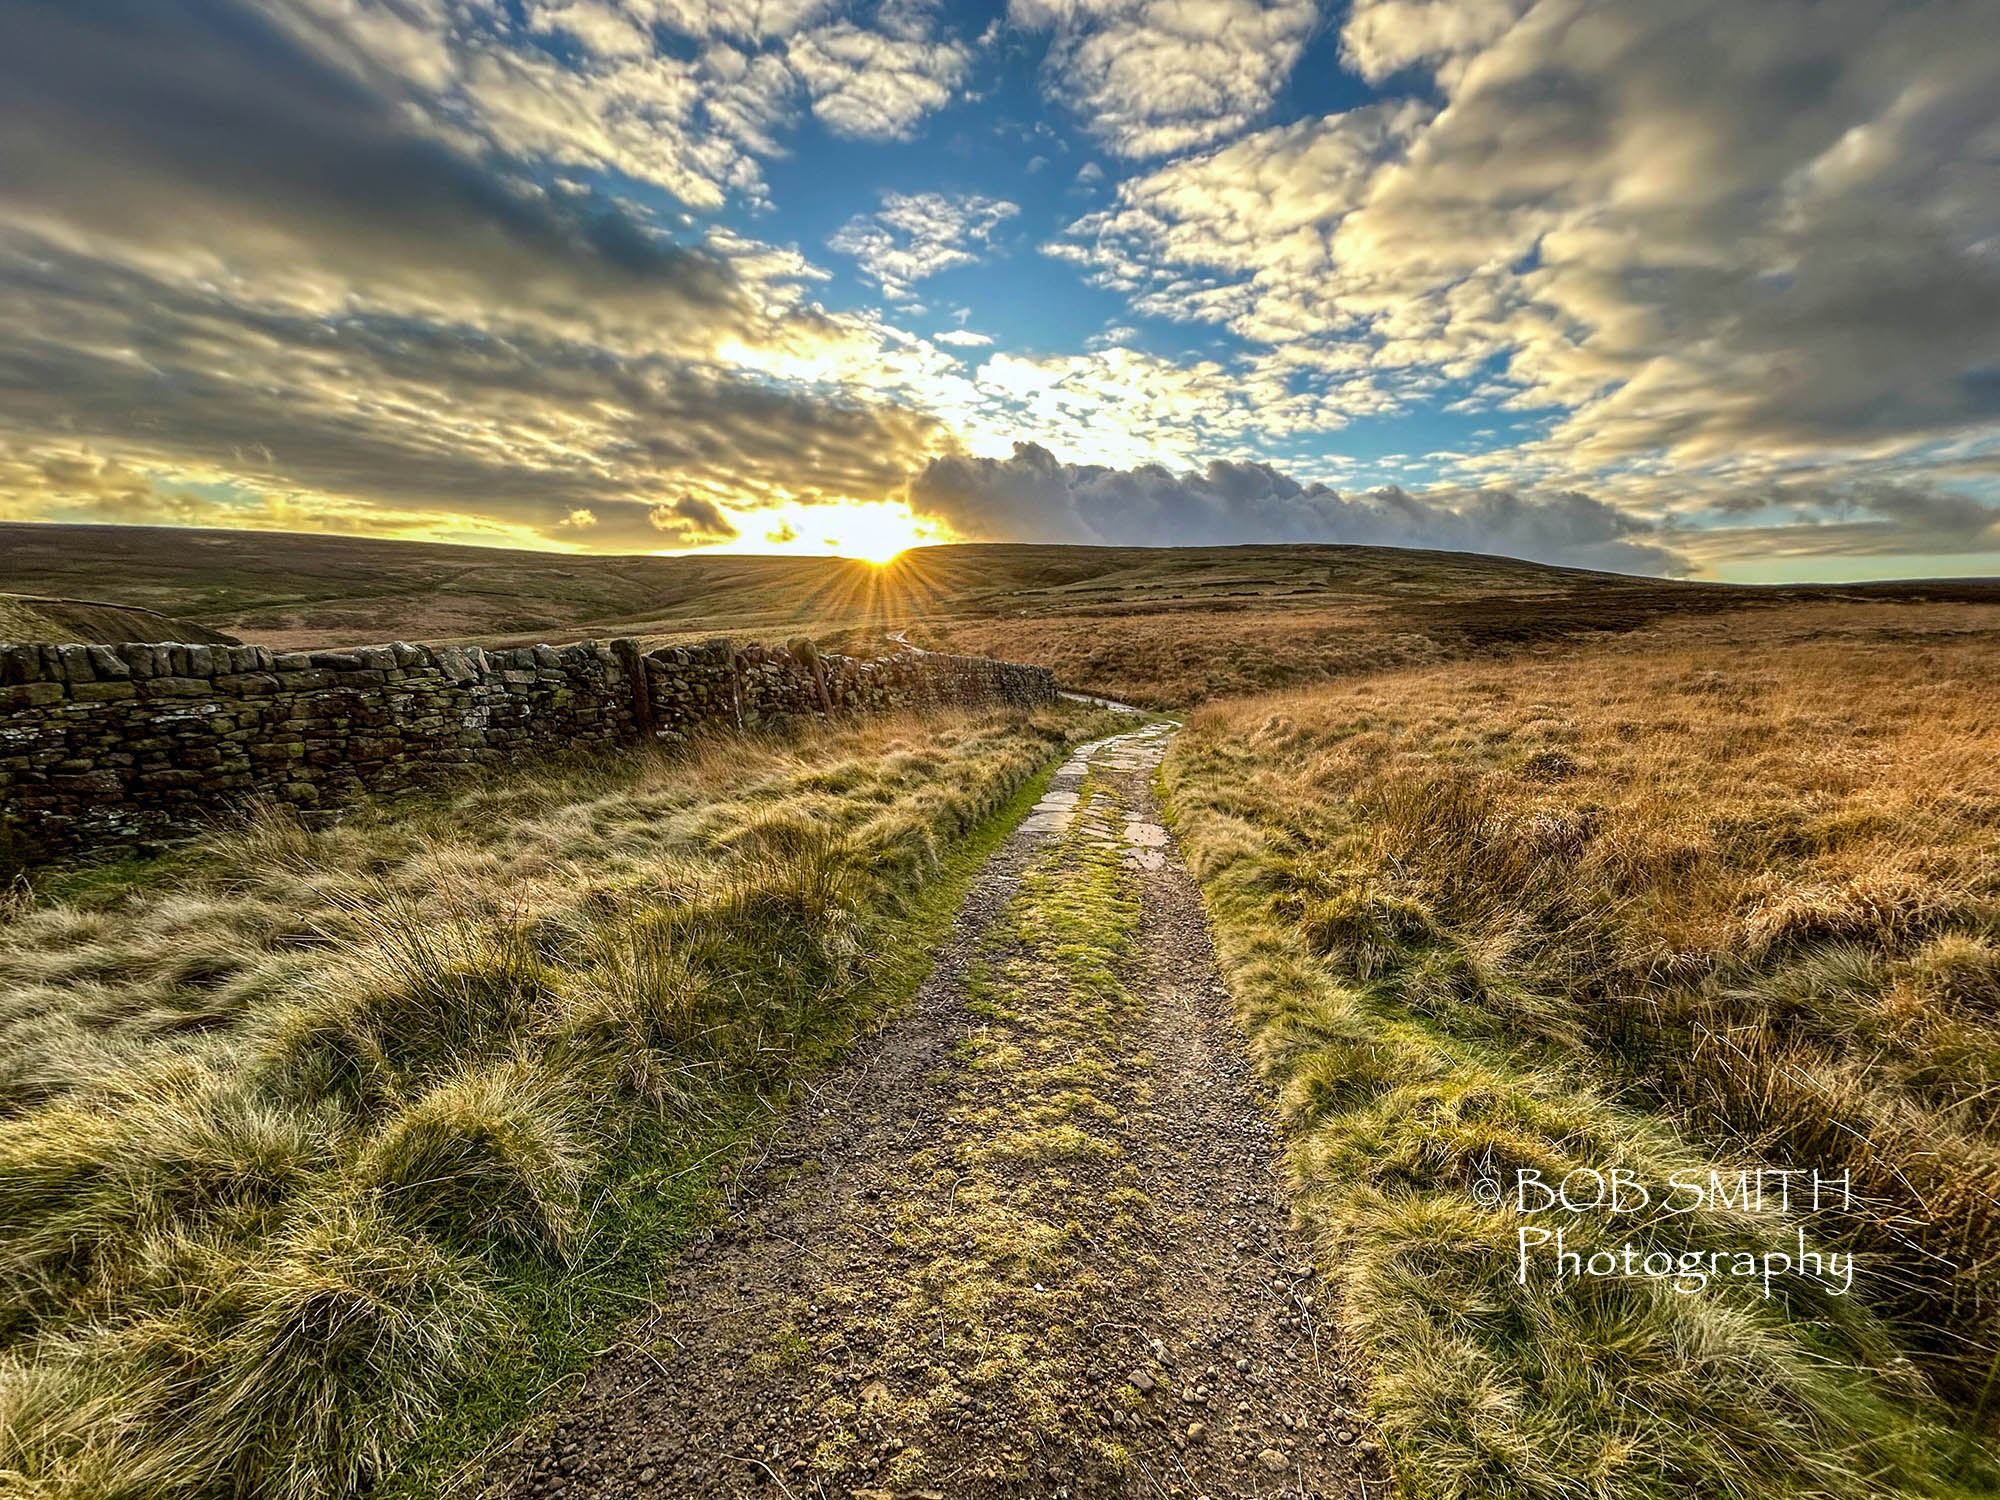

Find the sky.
[{"left": 1, "top": 0, "right": 1997, "bottom": 579}]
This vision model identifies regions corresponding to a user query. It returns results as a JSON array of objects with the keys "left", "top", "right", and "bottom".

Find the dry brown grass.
[
  {"left": 927, "top": 588, "right": 2000, "bottom": 709},
  {"left": 922, "top": 605, "right": 1450, "bottom": 709},
  {"left": 1157, "top": 605, "right": 2000, "bottom": 1496},
  {"left": 1174, "top": 605, "right": 2000, "bottom": 1405}
]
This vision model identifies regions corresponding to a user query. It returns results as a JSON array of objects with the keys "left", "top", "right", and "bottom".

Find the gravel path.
[{"left": 483, "top": 724, "right": 1384, "bottom": 1500}]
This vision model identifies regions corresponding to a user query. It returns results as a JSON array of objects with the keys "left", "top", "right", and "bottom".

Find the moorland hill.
[{"left": 6, "top": 522, "right": 1997, "bottom": 704}]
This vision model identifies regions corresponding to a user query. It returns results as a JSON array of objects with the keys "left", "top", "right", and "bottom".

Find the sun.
[
  {"left": 711, "top": 499, "right": 944, "bottom": 563},
  {"left": 812, "top": 500, "right": 940, "bottom": 563}
]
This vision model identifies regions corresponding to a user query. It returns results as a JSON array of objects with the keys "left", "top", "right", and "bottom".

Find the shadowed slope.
[{"left": 0, "top": 593, "right": 236, "bottom": 646}]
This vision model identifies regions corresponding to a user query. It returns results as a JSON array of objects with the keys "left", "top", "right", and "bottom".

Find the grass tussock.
[
  {"left": 0, "top": 703, "right": 1118, "bottom": 1498},
  {"left": 353, "top": 1059, "right": 585, "bottom": 1259},
  {"left": 1163, "top": 623, "right": 2000, "bottom": 1498}
]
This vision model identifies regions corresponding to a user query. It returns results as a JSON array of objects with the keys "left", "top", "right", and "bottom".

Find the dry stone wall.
[{"left": 0, "top": 636, "right": 1057, "bottom": 861}]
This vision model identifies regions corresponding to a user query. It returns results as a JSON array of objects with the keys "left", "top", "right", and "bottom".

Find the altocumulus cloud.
[
  {"left": 909, "top": 443, "right": 1691, "bottom": 574},
  {"left": 830, "top": 192, "right": 1022, "bottom": 300},
  {"left": 1009, "top": 0, "right": 1318, "bottom": 159}
]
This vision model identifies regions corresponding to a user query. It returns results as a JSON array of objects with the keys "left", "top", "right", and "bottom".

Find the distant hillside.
[
  {"left": 0, "top": 592, "right": 238, "bottom": 646},
  {"left": 3, "top": 522, "right": 1995, "bottom": 704},
  {"left": 0, "top": 521, "right": 1699, "bottom": 648}
]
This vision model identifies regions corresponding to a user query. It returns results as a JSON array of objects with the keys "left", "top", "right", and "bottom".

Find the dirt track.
[{"left": 483, "top": 723, "right": 1385, "bottom": 1500}]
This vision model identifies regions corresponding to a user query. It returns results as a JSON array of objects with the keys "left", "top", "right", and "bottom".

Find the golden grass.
[
  {"left": 1163, "top": 607, "right": 2000, "bottom": 1496},
  {"left": 926, "top": 605, "right": 1448, "bottom": 710}
]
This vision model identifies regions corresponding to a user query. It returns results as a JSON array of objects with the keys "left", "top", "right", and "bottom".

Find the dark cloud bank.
[{"left": 911, "top": 443, "right": 1692, "bottom": 574}]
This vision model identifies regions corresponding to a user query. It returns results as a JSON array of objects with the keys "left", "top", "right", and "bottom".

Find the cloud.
[
  {"left": 653, "top": 494, "right": 741, "bottom": 537},
  {"left": 0, "top": 0, "right": 769, "bottom": 328},
  {"left": 0, "top": 0, "right": 979, "bottom": 551},
  {"left": 907, "top": 442, "right": 1691, "bottom": 572},
  {"left": 1338, "top": 0, "right": 1530, "bottom": 86},
  {"left": 14, "top": 0, "right": 976, "bottom": 232},
  {"left": 1049, "top": 0, "right": 2000, "bottom": 524},
  {"left": 643, "top": 1, "right": 842, "bottom": 42},
  {"left": 530, "top": 2, "right": 656, "bottom": 59},
  {"left": 1009, "top": 0, "right": 1317, "bottom": 158},
  {"left": 268, "top": 0, "right": 792, "bottom": 213},
  {"left": 0, "top": 237, "right": 944, "bottom": 542},
  {"left": 1668, "top": 477, "right": 2000, "bottom": 567},
  {"left": 830, "top": 192, "right": 1021, "bottom": 297},
  {"left": 960, "top": 347, "right": 1398, "bottom": 470},
  {"left": 0, "top": 448, "right": 556, "bottom": 548},
  {"left": 786, "top": 12, "right": 973, "bottom": 141},
  {"left": 1057, "top": 100, "right": 1429, "bottom": 303},
  {"left": 5, "top": 0, "right": 1994, "bottom": 578}
]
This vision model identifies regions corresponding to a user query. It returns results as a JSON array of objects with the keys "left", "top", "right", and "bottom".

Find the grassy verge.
[
  {"left": 1160, "top": 637, "right": 2000, "bottom": 1499},
  {"left": 0, "top": 703, "right": 1123, "bottom": 1499}
]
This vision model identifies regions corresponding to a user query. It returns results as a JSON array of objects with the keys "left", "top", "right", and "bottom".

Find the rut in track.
[{"left": 485, "top": 723, "right": 1386, "bottom": 1500}]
